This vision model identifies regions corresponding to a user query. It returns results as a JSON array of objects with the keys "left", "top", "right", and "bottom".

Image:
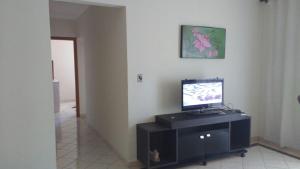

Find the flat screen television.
[{"left": 181, "top": 78, "right": 224, "bottom": 111}]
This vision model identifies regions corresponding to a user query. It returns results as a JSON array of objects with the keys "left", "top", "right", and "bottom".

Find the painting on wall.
[{"left": 180, "top": 25, "right": 226, "bottom": 59}]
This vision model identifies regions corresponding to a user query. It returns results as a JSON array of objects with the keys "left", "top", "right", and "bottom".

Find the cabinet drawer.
[
  {"left": 178, "top": 131, "right": 205, "bottom": 161},
  {"left": 178, "top": 128, "right": 229, "bottom": 161},
  {"left": 205, "top": 129, "right": 229, "bottom": 155}
]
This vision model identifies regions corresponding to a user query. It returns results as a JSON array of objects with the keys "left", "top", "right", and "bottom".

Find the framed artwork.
[{"left": 180, "top": 25, "right": 226, "bottom": 59}]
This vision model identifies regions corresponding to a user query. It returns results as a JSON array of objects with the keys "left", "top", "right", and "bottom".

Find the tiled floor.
[
  {"left": 55, "top": 102, "right": 129, "bottom": 169},
  {"left": 178, "top": 146, "right": 300, "bottom": 169},
  {"left": 55, "top": 102, "right": 300, "bottom": 169}
]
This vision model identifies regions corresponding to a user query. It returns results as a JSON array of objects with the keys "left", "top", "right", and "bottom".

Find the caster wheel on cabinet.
[
  {"left": 202, "top": 161, "right": 207, "bottom": 166},
  {"left": 240, "top": 153, "right": 245, "bottom": 157}
]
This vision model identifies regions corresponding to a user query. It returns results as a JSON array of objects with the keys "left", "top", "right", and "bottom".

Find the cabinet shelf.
[
  {"left": 230, "top": 119, "right": 251, "bottom": 150},
  {"left": 149, "top": 130, "right": 177, "bottom": 168},
  {"left": 150, "top": 159, "right": 177, "bottom": 168},
  {"left": 137, "top": 123, "right": 177, "bottom": 169}
]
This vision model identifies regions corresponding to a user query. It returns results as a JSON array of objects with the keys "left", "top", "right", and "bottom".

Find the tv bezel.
[{"left": 181, "top": 78, "right": 224, "bottom": 111}]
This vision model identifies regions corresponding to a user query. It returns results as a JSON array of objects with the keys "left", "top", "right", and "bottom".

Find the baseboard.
[
  {"left": 84, "top": 122, "right": 130, "bottom": 166},
  {"left": 252, "top": 137, "right": 300, "bottom": 159},
  {"left": 250, "top": 136, "right": 260, "bottom": 145},
  {"left": 100, "top": 138, "right": 129, "bottom": 165},
  {"left": 128, "top": 160, "right": 144, "bottom": 169}
]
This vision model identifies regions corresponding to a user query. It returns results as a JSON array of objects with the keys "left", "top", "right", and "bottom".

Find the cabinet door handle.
[
  {"left": 200, "top": 135, "right": 205, "bottom": 139},
  {"left": 206, "top": 134, "right": 211, "bottom": 137}
]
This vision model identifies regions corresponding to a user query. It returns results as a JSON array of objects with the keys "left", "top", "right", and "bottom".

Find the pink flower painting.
[
  {"left": 208, "top": 50, "right": 218, "bottom": 57},
  {"left": 192, "top": 28, "right": 212, "bottom": 53},
  {"left": 181, "top": 26, "right": 226, "bottom": 59}
]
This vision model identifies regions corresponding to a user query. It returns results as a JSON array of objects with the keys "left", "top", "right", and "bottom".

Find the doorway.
[
  {"left": 51, "top": 37, "right": 80, "bottom": 117},
  {"left": 49, "top": 2, "right": 128, "bottom": 168}
]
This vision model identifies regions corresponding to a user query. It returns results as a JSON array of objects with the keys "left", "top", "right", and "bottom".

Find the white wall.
[
  {"left": 76, "top": 6, "right": 128, "bottom": 161},
  {"left": 0, "top": 0, "right": 56, "bottom": 168},
  {"left": 66, "top": 0, "right": 266, "bottom": 162},
  {"left": 126, "top": 0, "right": 265, "bottom": 161},
  {"left": 50, "top": 18, "right": 77, "bottom": 37},
  {"left": 0, "top": 0, "right": 280, "bottom": 166},
  {"left": 51, "top": 40, "right": 76, "bottom": 103},
  {"left": 4, "top": 0, "right": 297, "bottom": 166},
  {"left": 52, "top": 0, "right": 266, "bottom": 161}
]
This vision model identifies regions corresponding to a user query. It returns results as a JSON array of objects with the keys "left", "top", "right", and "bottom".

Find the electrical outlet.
[{"left": 137, "top": 74, "right": 143, "bottom": 82}]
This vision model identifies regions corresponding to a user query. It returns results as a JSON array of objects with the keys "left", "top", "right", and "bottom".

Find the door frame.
[{"left": 51, "top": 36, "right": 80, "bottom": 117}]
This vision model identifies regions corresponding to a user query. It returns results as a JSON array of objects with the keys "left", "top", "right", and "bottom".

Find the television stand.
[{"left": 137, "top": 110, "right": 250, "bottom": 169}]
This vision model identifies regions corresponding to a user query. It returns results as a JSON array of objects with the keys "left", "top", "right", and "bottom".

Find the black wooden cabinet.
[
  {"left": 205, "top": 129, "right": 229, "bottom": 156},
  {"left": 178, "top": 129, "right": 205, "bottom": 161},
  {"left": 137, "top": 111, "right": 250, "bottom": 169}
]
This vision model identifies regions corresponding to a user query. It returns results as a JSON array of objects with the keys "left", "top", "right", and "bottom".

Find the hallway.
[{"left": 55, "top": 103, "right": 129, "bottom": 169}]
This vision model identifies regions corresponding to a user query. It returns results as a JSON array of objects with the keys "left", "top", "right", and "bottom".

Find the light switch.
[{"left": 137, "top": 74, "right": 143, "bottom": 82}]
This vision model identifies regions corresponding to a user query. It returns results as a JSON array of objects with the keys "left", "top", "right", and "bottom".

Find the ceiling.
[{"left": 49, "top": 1, "right": 90, "bottom": 20}]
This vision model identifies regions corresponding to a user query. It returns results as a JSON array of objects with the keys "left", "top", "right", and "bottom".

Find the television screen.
[{"left": 182, "top": 79, "right": 223, "bottom": 111}]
